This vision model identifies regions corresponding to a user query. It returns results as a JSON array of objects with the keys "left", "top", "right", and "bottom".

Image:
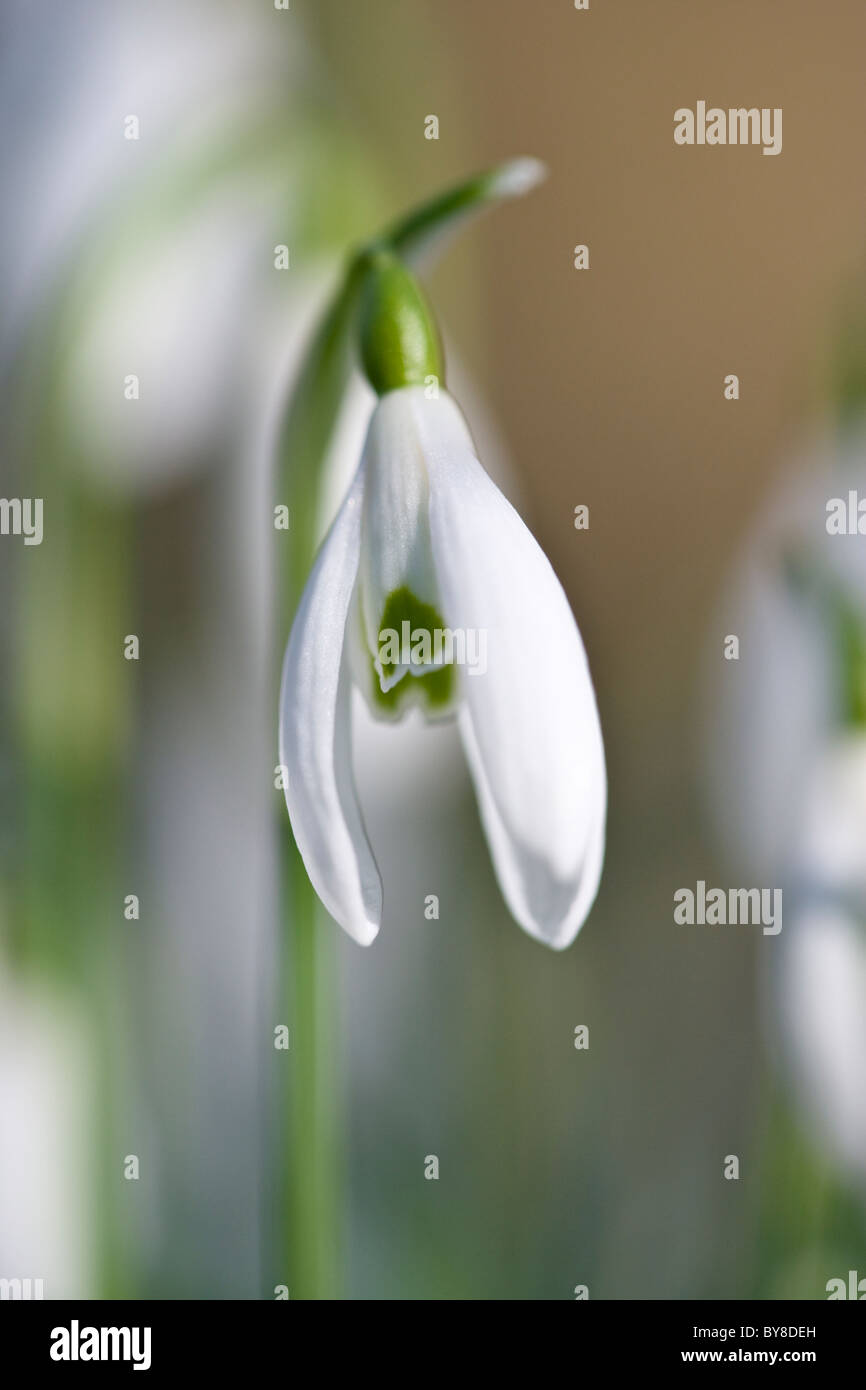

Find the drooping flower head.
[{"left": 279, "top": 248, "right": 606, "bottom": 948}]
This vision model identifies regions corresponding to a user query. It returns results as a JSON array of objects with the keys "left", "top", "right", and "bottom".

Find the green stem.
[
  {"left": 381, "top": 156, "right": 545, "bottom": 264},
  {"left": 282, "top": 848, "right": 340, "bottom": 1298},
  {"left": 275, "top": 272, "right": 359, "bottom": 1301}
]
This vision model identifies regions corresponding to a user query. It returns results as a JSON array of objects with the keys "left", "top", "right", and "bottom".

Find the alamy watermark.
[
  {"left": 50, "top": 1320, "right": 151, "bottom": 1371},
  {"left": 0, "top": 497, "right": 43, "bottom": 545},
  {"left": 827, "top": 1270, "right": 866, "bottom": 1299},
  {"left": 674, "top": 880, "right": 782, "bottom": 935},
  {"left": 377, "top": 622, "right": 487, "bottom": 677},
  {"left": 674, "top": 104, "right": 782, "bottom": 157},
  {"left": 826, "top": 490, "right": 866, "bottom": 535},
  {"left": 0, "top": 1276, "right": 44, "bottom": 1300}
]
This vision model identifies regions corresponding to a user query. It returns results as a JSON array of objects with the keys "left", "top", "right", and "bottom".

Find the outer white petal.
[
  {"left": 414, "top": 388, "right": 606, "bottom": 948},
  {"left": 279, "top": 465, "right": 381, "bottom": 945}
]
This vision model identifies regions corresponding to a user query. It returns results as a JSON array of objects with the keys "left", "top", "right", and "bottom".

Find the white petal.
[
  {"left": 279, "top": 465, "right": 381, "bottom": 945},
  {"left": 314, "top": 369, "right": 377, "bottom": 542},
  {"left": 416, "top": 389, "right": 606, "bottom": 948},
  {"left": 358, "top": 390, "right": 439, "bottom": 668}
]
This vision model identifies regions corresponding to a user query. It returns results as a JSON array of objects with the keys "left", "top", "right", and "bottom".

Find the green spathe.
[{"left": 358, "top": 251, "right": 443, "bottom": 396}]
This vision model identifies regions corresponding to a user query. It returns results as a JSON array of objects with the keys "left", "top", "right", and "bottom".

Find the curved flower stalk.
[{"left": 279, "top": 250, "right": 606, "bottom": 949}]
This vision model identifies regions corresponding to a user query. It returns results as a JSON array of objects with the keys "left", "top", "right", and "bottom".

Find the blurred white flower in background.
[
  {"left": 0, "top": 973, "right": 94, "bottom": 1298},
  {"left": 61, "top": 188, "right": 288, "bottom": 495},
  {"left": 0, "top": 0, "right": 311, "bottom": 367},
  {"left": 705, "top": 427, "right": 866, "bottom": 879},
  {"left": 706, "top": 421, "right": 866, "bottom": 1188}
]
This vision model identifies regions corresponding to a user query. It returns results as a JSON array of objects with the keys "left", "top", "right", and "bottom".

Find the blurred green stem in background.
[
  {"left": 7, "top": 256, "right": 141, "bottom": 1288},
  {"left": 838, "top": 595, "right": 866, "bottom": 729},
  {"left": 273, "top": 158, "right": 547, "bottom": 1299},
  {"left": 751, "top": 1082, "right": 866, "bottom": 1298}
]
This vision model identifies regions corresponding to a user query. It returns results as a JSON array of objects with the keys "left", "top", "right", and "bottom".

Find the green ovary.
[{"left": 372, "top": 585, "right": 454, "bottom": 714}]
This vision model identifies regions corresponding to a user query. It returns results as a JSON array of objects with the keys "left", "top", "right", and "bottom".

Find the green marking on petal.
[{"left": 371, "top": 585, "right": 454, "bottom": 713}]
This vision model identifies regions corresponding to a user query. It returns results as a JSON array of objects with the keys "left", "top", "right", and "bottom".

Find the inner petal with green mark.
[{"left": 370, "top": 585, "right": 455, "bottom": 714}]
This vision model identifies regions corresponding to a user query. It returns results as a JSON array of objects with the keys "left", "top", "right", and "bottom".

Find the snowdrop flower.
[{"left": 279, "top": 250, "right": 606, "bottom": 948}]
